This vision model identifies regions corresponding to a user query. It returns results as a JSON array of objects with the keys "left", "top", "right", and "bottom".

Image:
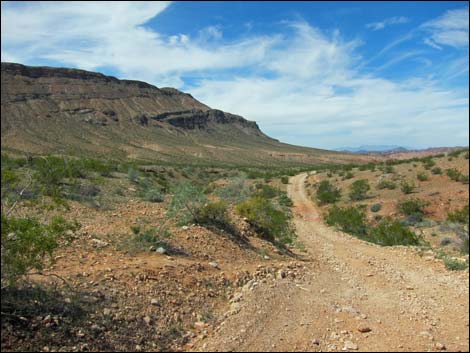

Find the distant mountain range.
[{"left": 337, "top": 145, "right": 410, "bottom": 153}]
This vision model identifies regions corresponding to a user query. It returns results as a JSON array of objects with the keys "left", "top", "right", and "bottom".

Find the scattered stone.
[
  {"left": 277, "top": 270, "right": 286, "bottom": 279},
  {"left": 150, "top": 299, "right": 160, "bottom": 306},
  {"left": 143, "top": 316, "right": 151, "bottom": 325},
  {"left": 156, "top": 247, "right": 166, "bottom": 254},
  {"left": 91, "top": 239, "right": 109, "bottom": 248},
  {"left": 311, "top": 338, "right": 320, "bottom": 345},
  {"left": 208, "top": 262, "right": 220, "bottom": 269},
  {"left": 357, "top": 325, "right": 371, "bottom": 333},
  {"left": 343, "top": 340, "right": 358, "bottom": 350},
  {"left": 435, "top": 342, "right": 446, "bottom": 350}
]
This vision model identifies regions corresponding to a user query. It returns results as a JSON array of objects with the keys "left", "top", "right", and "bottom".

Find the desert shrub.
[
  {"left": 447, "top": 205, "right": 469, "bottom": 224},
  {"left": 422, "top": 158, "right": 435, "bottom": 170},
  {"left": 349, "top": 179, "right": 370, "bottom": 201},
  {"left": 167, "top": 182, "right": 206, "bottom": 225},
  {"left": 254, "top": 184, "right": 279, "bottom": 199},
  {"left": 325, "top": 205, "right": 368, "bottom": 237},
  {"left": 194, "top": 201, "right": 232, "bottom": 231},
  {"left": 397, "top": 199, "right": 430, "bottom": 222},
  {"left": 1, "top": 214, "right": 78, "bottom": 285},
  {"left": 443, "top": 257, "right": 468, "bottom": 271},
  {"left": 440, "top": 237, "right": 453, "bottom": 246},
  {"left": 127, "top": 167, "right": 140, "bottom": 183},
  {"left": 417, "top": 172, "right": 428, "bottom": 181},
  {"left": 431, "top": 167, "right": 442, "bottom": 175},
  {"left": 446, "top": 168, "right": 462, "bottom": 182},
  {"left": 344, "top": 172, "right": 354, "bottom": 180},
  {"left": 123, "top": 225, "right": 171, "bottom": 253},
  {"left": 278, "top": 193, "right": 294, "bottom": 207},
  {"left": 315, "top": 180, "right": 341, "bottom": 204},
  {"left": 236, "top": 197, "right": 295, "bottom": 244},
  {"left": 376, "top": 180, "right": 396, "bottom": 190},
  {"left": 216, "top": 176, "right": 250, "bottom": 203},
  {"left": 465, "top": 151, "right": 469, "bottom": 160},
  {"left": 384, "top": 165, "right": 395, "bottom": 174},
  {"left": 370, "top": 203, "right": 382, "bottom": 212},
  {"left": 142, "top": 188, "right": 165, "bottom": 203},
  {"left": 280, "top": 176, "right": 289, "bottom": 184},
  {"left": 400, "top": 181, "right": 415, "bottom": 194},
  {"left": 366, "top": 218, "right": 421, "bottom": 246},
  {"left": 460, "top": 175, "right": 469, "bottom": 184}
]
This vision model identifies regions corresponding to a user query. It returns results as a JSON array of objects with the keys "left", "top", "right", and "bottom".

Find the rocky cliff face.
[
  {"left": 0, "top": 62, "right": 360, "bottom": 165},
  {"left": 1, "top": 62, "right": 264, "bottom": 135}
]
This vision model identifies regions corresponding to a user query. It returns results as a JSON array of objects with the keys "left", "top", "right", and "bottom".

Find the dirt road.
[{"left": 193, "top": 173, "right": 469, "bottom": 352}]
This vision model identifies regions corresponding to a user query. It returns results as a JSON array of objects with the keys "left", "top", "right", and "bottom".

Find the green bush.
[
  {"left": 236, "top": 197, "right": 295, "bottom": 244},
  {"left": 384, "top": 165, "right": 395, "bottom": 174},
  {"left": 216, "top": 177, "right": 250, "bottom": 203},
  {"left": 417, "top": 172, "right": 428, "bottom": 181},
  {"left": 422, "top": 158, "right": 435, "bottom": 170},
  {"left": 194, "top": 201, "right": 232, "bottom": 231},
  {"left": 366, "top": 218, "right": 421, "bottom": 246},
  {"left": 1, "top": 214, "right": 78, "bottom": 285},
  {"left": 370, "top": 203, "right": 382, "bottom": 212},
  {"left": 431, "top": 167, "right": 442, "bottom": 175},
  {"left": 400, "top": 181, "right": 415, "bottom": 194},
  {"left": 444, "top": 257, "right": 468, "bottom": 271},
  {"left": 376, "top": 180, "right": 396, "bottom": 190},
  {"left": 278, "top": 193, "right": 294, "bottom": 207},
  {"left": 254, "top": 184, "right": 279, "bottom": 199},
  {"left": 325, "top": 205, "right": 368, "bottom": 237},
  {"left": 315, "top": 180, "right": 341, "bottom": 204},
  {"left": 446, "top": 168, "right": 462, "bottom": 182},
  {"left": 167, "top": 182, "right": 206, "bottom": 225},
  {"left": 447, "top": 205, "right": 469, "bottom": 224},
  {"left": 280, "top": 176, "right": 289, "bottom": 184},
  {"left": 397, "top": 199, "right": 430, "bottom": 222},
  {"left": 349, "top": 179, "right": 370, "bottom": 201},
  {"left": 142, "top": 188, "right": 165, "bottom": 203},
  {"left": 344, "top": 172, "right": 354, "bottom": 180},
  {"left": 122, "top": 225, "right": 171, "bottom": 253}
]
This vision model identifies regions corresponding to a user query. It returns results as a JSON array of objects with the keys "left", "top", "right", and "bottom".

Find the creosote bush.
[
  {"left": 397, "top": 199, "right": 430, "bottom": 222},
  {"left": 400, "top": 180, "right": 415, "bottom": 194},
  {"left": 1, "top": 214, "right": 79, "bottom": 285},
  {"left": 349, "top": 179, "right": 370, "bottom": 201},
  {"left": 366, "top": 217, "right": 421, "bottom": 246},
  {"left": 315, "top": 180, "right": 341, "bottom": 204},
  {"left": 236, "top": 196, "right": 296, "bottom": 244},
  {"left": 326, "top": 206, "right": 420, "bottom": 246},
  {"left": 447, "top": 205, "right": 469, "bottom": 225}
]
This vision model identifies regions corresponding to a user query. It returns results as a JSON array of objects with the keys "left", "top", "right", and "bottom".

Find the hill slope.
[{"left": 1, "top": 62, "right": 365, "bottom": 166}]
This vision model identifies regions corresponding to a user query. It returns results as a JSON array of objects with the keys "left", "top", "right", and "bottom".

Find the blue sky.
[{"left": 1, "top": 1, "right": 468, "bottom": 150}]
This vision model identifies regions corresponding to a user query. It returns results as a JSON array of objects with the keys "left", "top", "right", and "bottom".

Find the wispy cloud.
[
  {"left": 421, "top": 7, "right": 469, "bottom": 49},
  {"left": 366, "top": 16, "right": 410, "bottom": 31}
]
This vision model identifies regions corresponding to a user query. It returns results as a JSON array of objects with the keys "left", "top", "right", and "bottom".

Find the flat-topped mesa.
[
  {"left": 1, "top": 61, "right": 264, "bottom": 136},
  {"left": 1, "top": 62, "right": 204, "bottom": 103}
]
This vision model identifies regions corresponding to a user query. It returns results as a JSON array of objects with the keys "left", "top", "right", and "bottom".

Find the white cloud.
[
  {"left": 366, "top": 16, "right": 410, "bottom": 31},
  {"left": 1, "top": 1, "right": 278, "bottom": 85},
  {"left": 421, "top": 7, "right": 469, "bottom": 49}
]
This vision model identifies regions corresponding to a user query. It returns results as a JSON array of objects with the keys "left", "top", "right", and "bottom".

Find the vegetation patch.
[
  {"left": 349, "top": 179, "right": 370, "bottom": 201},
  {"left": 315, "top": 180, "right": 341, "bottom": 204}
]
